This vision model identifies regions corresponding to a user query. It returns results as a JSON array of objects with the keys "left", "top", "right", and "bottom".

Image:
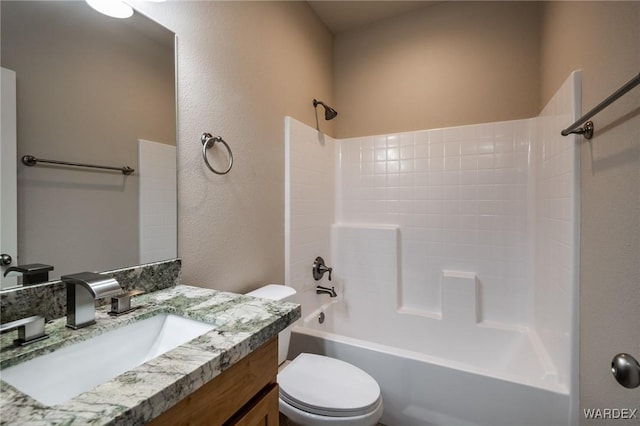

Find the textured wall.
[
  {"left": 135, "top": 1, "right": 334, "bottom": 293},
  {"left": 540, "top": 2, "right": 640, "bottom": 424},
  {"left": 333, "top": 1, "right": 542, "bottom": 138}
]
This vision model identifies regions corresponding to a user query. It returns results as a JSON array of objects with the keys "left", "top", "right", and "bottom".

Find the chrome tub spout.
[{"left": 316, "top": 285, "right": 337, "bottom": 298}]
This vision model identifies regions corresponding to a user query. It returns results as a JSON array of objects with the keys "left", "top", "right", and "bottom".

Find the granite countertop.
[{"left": 0, "top": 284, "right": 300, "bottom": 425}]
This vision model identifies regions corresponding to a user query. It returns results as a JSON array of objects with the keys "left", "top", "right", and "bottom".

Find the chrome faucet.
[
  {"left": 62, "top": 272, "right": 122, "bottom": 329},
  {"left": 313, "top": 257, "right": 337, "bottom": 297},
  {"left": 316, "top": 285, "right": 337, "bottom": 298},
  {"left": 3, "top": 263, "right": 54, "bottom": 285},
  {"left": 0, "top": 315, "right": 48, "bottom": 346}
]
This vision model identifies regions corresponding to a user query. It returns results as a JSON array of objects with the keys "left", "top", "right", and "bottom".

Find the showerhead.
[{"left": 313, "top": 99, "right": 338, "bottom": 120}]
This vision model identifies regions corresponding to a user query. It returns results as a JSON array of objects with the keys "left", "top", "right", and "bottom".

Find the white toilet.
[{"left": 247, "top": 285, "right": 383, "bottom": 426}]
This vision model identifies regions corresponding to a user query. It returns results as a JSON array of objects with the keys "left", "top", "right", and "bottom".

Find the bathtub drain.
[{"left": 318, "top": 312, "right": 325, "bottom": 324}]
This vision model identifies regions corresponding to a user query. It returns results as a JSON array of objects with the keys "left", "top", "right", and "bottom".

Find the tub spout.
[{"left": 316, "top": 285, "right": 337, "bottom": 298}]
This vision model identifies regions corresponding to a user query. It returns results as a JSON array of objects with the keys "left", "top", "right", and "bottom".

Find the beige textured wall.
[
  {"left": 136, "top": 1, "right": 334, "bottom": 293},
  {"left": 540, "top": 2, "right": 639, "bottom": 423},
  {"left": 1, "top": 1, "right": 175, "bottom": 280},
  {"left": 333, "top": 1, "right": 541, "bottom": 138}
]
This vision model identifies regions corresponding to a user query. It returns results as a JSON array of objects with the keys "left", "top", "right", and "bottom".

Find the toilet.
[{"left": 246, "top": 285, "right": 383, "bottom": 426}]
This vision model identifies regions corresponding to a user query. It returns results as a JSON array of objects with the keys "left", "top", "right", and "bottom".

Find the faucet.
[
  {"left": 62, "top": 272, "right": 122, "bottom": 329},
  {"left": 313, "top": 257, "right": 337, "bottom": 297},
  {"left": 316, "top": 285, "right": 337, "bottom": 298},
  {"left": 3, "top": 263, "right": 54, "bottom": 285},
  {"left": 0, "top": 315, "right": 49, "bottom": 346}
]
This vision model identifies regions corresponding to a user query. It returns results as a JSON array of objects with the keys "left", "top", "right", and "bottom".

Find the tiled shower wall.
[{"left": 337, "top": 120, "right": 532, "bottom": 326}]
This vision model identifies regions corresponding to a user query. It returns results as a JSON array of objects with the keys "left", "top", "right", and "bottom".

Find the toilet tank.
[{"left": 246, "top": 284, "right": 296, "bottom": 365}]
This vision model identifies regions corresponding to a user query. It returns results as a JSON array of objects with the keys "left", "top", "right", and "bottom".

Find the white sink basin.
[{"left": 0, "top": 314, "right": 215, "bottom": 406}]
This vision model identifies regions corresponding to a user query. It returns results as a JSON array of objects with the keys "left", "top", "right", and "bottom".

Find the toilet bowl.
[{"left": 246, "top": 285, "right": 383, "bottom": 426}]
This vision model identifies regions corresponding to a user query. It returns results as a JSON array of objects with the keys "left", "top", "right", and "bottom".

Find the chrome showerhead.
[{"left": 313, "top": 99, "right": 338, "bottom": 120}]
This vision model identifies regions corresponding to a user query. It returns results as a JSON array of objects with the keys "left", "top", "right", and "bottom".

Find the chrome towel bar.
[
  {"left": 201, "top": 132, "right": 233, "bottom": 175},
  {"left": 22, "top": 155, "right": 134, "bottom": 175},
  {"left": 561, "top": 71, "right": 640, "bottom": 139}
]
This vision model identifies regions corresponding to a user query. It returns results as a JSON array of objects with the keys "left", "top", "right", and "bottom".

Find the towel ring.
[{"left": 201, "top": 132, "right": 233, "bottom": 175}]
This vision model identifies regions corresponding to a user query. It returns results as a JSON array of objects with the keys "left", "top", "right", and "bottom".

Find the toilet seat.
[{"left": 278, "top": 353, "right": 381, "bottom": 418}]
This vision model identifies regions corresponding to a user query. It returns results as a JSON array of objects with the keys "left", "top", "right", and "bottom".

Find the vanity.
[{"left": 0, "top": 273, "right": 300, "bottom": 425}]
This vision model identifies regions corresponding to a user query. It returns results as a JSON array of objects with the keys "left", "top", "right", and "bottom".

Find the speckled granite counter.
[
  {"left": 0, "top": 285, "right": 300, "bottom": 425},
  {"left": 1, "top": 259, "right": 181, "bottom": 324}
]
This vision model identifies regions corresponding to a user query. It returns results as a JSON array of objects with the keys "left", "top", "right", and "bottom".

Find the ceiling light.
[{"left": 86, "top": 0, "right": 134, "bottom": 19}]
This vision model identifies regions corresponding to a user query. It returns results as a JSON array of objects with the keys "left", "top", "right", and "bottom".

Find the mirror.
[{"left": 1, "top": 1, "right": 176, "bottom": 289}]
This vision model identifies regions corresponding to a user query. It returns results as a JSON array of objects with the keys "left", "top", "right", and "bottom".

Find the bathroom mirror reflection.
[{"left": 0, "top": 1, "right": 176, "bottom": 289}]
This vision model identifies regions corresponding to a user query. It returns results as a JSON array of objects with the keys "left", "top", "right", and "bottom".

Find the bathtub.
[{"left": 288, "top": 301, "right": 570, "bottom": 426}]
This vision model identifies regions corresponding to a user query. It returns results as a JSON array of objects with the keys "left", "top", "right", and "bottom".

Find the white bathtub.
[{"left": 288, "top": 301, "right": 570, "bottom": 426}]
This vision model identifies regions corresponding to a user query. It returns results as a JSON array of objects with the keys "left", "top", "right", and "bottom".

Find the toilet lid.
[{"left": 278, "top": 353, "right": 381, "bottom": 417}]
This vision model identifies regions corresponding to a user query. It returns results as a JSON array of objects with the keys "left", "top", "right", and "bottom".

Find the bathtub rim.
[{"left": 291, "top": 322, "right": 569, "bottom": 396}]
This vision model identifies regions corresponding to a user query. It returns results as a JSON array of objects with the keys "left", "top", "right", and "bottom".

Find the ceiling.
[{"left": 307, "top": 1, "right": 439, "bottom": 34}]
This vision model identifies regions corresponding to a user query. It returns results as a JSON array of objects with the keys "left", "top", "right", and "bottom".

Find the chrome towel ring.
[{"left": 201, "top": 132, "right": 233, "bottom": 175}]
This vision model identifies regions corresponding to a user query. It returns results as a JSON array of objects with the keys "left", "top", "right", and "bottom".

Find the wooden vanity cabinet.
[
  {"left": 149, "top": 337, "right": 279, "bottom": 426},
  {"left": 226, "top": 383, "right": 279, "bottom": 426}
]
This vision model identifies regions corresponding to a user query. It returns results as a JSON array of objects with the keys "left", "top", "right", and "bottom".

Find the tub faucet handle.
[{"left": 313, "top": 256, "right": 332, "bottom": 281}]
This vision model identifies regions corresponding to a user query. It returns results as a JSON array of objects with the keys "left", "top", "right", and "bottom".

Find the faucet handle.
[
  {"left": 109, "top": 289, "right": 145, "bottom": 316},
  {"left": 325, "top": 267, "right": 332, "bottom": 281},
  {"left": 312, "top": 257, "right": 333, "bottom": 281},
  {"left": 0, "top": 315, "right": 49, "bottom": 346}
]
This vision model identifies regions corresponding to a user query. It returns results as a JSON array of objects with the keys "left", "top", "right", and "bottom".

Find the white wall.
[
  {"left": 0, "top": 68, "right": 18, "bottom": 289},
  {"left": 284, "top": 117, "right": 336, "bottom": 316},
  {"left": 532, "top": 72, "right": 580, "bottom": 392},
  {"left": 138, "top": 139, "right": 177, "bottom": 264}
]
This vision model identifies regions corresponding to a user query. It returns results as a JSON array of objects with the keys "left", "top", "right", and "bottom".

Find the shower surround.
[{"left": 285, "top": 72, "right": 580, "bottom": 425}]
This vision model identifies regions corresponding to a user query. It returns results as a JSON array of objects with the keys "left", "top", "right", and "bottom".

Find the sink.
[{"left": 0, "top": 314, "right": 215, "bottom": 406}]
